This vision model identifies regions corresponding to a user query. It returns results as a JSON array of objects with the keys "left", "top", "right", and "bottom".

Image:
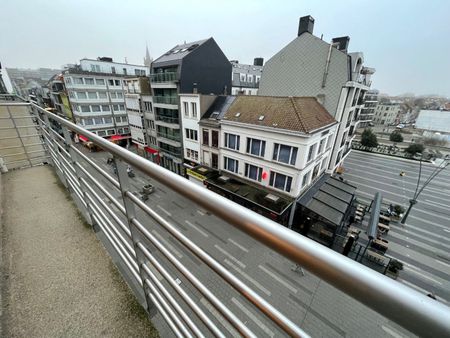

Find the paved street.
[
  {"left": 74, "top": 145, "right": 427, "bottom": 338},
  {"left": 344, "top": 150, "right": 450, "bottom": 304}
]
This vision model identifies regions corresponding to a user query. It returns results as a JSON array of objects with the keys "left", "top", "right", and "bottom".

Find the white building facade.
[
  {"left": 373, "top": 102, "right": 401, "bottom": 125},
  {"left": 230, "top": 59, "right": 263, "bottom": 95}
]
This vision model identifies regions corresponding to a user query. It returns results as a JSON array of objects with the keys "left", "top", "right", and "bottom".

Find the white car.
[{"left": 396, "top": 124, "right": 405, "bottom": 129}]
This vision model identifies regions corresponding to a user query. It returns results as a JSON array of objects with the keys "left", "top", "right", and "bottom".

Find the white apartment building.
[
  {"left": 218, "top": 96, "right": 337, "bottom": 198},
  {"left": 64, "top": 57, "right": 148, "bottom": 141},
  {"left": 179, "top": 93, "right": 217, "bottom": 166},
  {"left": 373, "top": 102, "right": 401, "bottom": 125},
  {"left": 230, "top": 59, "right": 263, "bottom": 95}
]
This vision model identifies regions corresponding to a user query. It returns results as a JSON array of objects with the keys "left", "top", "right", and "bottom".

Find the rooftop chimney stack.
[
  {"left": 253, "top": 57, "right": 264, "bottom": 66},
  {"left": 298, "top": 15, "right": 315, "bottom": 36},
  {"left": 331, "top": 36, "right": 350, "bottom": 53}
]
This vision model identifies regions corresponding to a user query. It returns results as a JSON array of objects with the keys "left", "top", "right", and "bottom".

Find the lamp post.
[{"left": 401, "top": 154, "right": 449, "bottom": 224}]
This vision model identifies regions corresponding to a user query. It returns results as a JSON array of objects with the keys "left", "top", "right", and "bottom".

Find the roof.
[
  {"left": 152, "top": 39, "right": 209, "bottom": 65},
  {"left": 201, "top": 96, "right": 236, "bottom": 120},
  {"left": 222, "top": 96, "right": 336, "bottom": 133},
  {"left": 298, "top": 175, "right": 356, "bottom": 226},
  {"left": 231, "top": 62, "right": 263, "bottom": 75}
]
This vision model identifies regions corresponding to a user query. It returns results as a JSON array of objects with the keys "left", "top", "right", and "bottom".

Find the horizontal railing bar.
[
  {"left": 0, "top": 115, "right": 35, "bottom": 119},
  {"left": 0, "top": 125, "right": 37, "bottom": 130},
  {"left": 75, "top": 162, "right": 126, "bottom": 215},
  {"left": 87, "top": 195, "right": 138, "bottom": 272},
  {"left": 31, "top": 103, "right": 450, "bottom": 337},
  {"left": 0, "top": 134, "right": 40, "bottom": 140},
  {"left": 141, "top": 263, "right": 205, "bottom": 338},
  {"left": 0, "top": 143, "right": 45, "bottom": 151},
  {"left": 2, "top": 152, "right": 27, "bottom": 158},
  {"left": 143, "top": 277, "right": 193, "bottom": 338},
  {"left": 71, "top": 145, "right": 120, "bottom": 189},
  {"left": 2, "top": 149, "right": 47, "bottom": 158},
  {"left": 58, "top": 152, "right": 76, "bottom": 175},
  {"left": 67, "top": 177, "right": 86, "bottom": 208},
  {"left": 80, "top": 177, "right": 131, "bottom": 238},
  {"left": 45, "top": 124, "right": 65, "bottom": 142},
  {"left": 0, "top": 102, "right": 31, "bottom": 106},
  {"left": 130, "top": 216, "right": 256, "bottom": 338},
  {"left": 92, "top": 214, "right": 142, "bottom": 285},
  {"left": 128, "top": 191, "right": 305, "bottom": 337},
  {"left": 137, "top": 243, "right": 225, "bottom": 338}
]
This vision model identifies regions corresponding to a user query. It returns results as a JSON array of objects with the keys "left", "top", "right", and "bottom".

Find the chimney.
[
  {"left": 298, "top": 15, "right": 314, "bottom": 36},
  {"left": 253, "top": 57, "right": 264, "bottom": 66},
  {"left": 331, "top": 36, "right": 350, "bottom": 53},
  {"left": 193, "top": 83, "right": 198, "bottom": 94}
]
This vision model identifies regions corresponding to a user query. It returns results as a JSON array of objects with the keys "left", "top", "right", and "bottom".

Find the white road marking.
[
  {"left": 197, "top": 209, "right": 205, "bottom": 216},
  {"left": 157, "top": 204, "right": 172, "bottom": 217},
  {"left": 214, "top": 245, "right": 246, "bottom": 268},
  {"left": 399, "top": 279, "right": 448, "bottom": 304},
  {"left": 435, "top": 259, "right": 450, "bottom": 269},
  {"left": 200, "top": 298, "right": 240, "bottom": 338},
  {"left": 425, "top": 199, "right": 450, "bottom": 208},
  {"left": 381, "top": 325, "right": 406, "bottom": 338},
  {"left": 231, "top": 297, "right": 275, "bottom": 337},
  {"left": 444, "top": 229, "right": 450, "bottom": 233},
  {"left": 151, "top": 230, "right": 183, "bottom": 258},
  {"left": 185, "top": 220, "right": 209, "bottom": 237},
  {"left": 403, "top": 266, "right": 443, "bottom": 285},
  {"left": 258, "top": 265, "right": 298, "bottom": 294},
  {"left": 225, "top": 259, "right": 271, "bottom": 296},
  {"left": 228, "top": 238, "right": 249, "bottom": 253}
]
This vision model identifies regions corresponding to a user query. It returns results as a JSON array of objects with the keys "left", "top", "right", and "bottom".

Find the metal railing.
[
  {"left": 1, "top": 97, "right": 450, "bottom": 337},
  {"left": 157, "top": 132, "right": 181, "bottom": 143},
  {"left": 155, "top": 115, "right": 180, "bottom": 125},
  {"left": 153, "top": 96, "right": 179, "bottom": 105},
  {"left": 150, "top": 72, "right": 178, "bottom": 83}
]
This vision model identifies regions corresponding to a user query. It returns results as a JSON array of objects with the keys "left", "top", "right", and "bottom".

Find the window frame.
[
  {"left": 246, "top": 137, "right": 266, "bottom": 157},
  {"left": 224, "top": 133, "right": 240, "bottom": 151},
  {"left": 269, "top": 171, "right": 293, "bottom": 192},
  {"left": 273, "top": 143, "right": 297, "bottom": 165}
]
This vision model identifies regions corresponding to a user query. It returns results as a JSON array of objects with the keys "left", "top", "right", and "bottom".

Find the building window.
[
  {"left": 224, "top": 133, "right": 240, "bottom": 150},
  {"left": 318, "top": 138, "right": 326, "bottom": 154},
  {"left": 202, "top": 129, "right": 209, "bottom": 146},
  {"left": 96, "top": 78, "right": 105, "bottom": 85},
  {"left": 211, "top": 130, "right": 219, "bottom": 148},
  {"left": 85, "top": 78, "right": 95, "bottom": 85},
  {"left": 269, "top": 171, "right": 292, "bottom": 192},
  {"left": 74, "top": 77, "right": 84, "bottom": 84},
  {"left": 77, "top": 92, "right": 87, "bottom": 99},
  {"left": 326, "top": 135, "right": 332, "bottom": 149},
  {"left": 119, "top": 104, "right": 125, "bottom": 110},
  {"left": 108, "top": 79, "right": 114, "bottom": 86},
  {"left": 117, "top": 92, "right": 123, "bottom": 99},
  {"left": 104, "top": 117, "right": 112, "bottom": 124},
  {"left": 97, "top": 130, "right": 106, "bottom": 137},
  {"left": 223, "top": 156, "right": 238, "bottom": 173},
  {"left": 94, "top": 117, "right": 103, "bottom": 125},
  {"left": 111, "top": 67, "right": 116, "bottom": 74},
  {"left": 83, "top": 118, "right": 93, "bottom": 125},
  {"left": 65, "top": 77, "right": 72, "bottom": 84},
  {"left": 185, "top": 128, "right": 198, "bottom": 141},
  {"left": 115, "top": 80, "right": 120, "bottom": 86},
  {"left": 80, "top": 105, "right": 90, "bottom": 113},
  {"left": 87, "top": 92, "right": 97, "bottom": 99},
  {"left": 245, "top": 163, "right": 263, "bottom": 182},
  {"left": 273, "top": 143, "right": 297, "bottom": 165},
  {"left": 144, "top": 101, "right": 152, "bottom": 112},
  {"left": 212, "top": 153, "right": 218, "bottom": 169},
  {"left": 321, "top": 157, "right": 328, "bottom": 170},
  {"left": 312, "top": 164, "right": 321, "bottom": 180},
  {"left": 123, "top": 68, "right": 127, "bottom": 75},
  {"left": 98, "top": 92, "right": 107, "bottom": 99},
  {"left": 91, "top": 105, "right": 101, "bottom": 112},
  {"left": 246, "top": 138, "right": 266, "bottom": 157},
  {"left": 307, "top": 144, "right": 317, "bottom": 162},
  {"left": 183, "top": 102, "right": 189, "bottom": 117},
  {"left": 301, "top": 171, "right": 311, "bottom": 188},
  {"left": 186, "top": 148, "right": 199, "bottom": 161},
  {"left": 191, "top": 102, "right": 197, "bottom": 118}
]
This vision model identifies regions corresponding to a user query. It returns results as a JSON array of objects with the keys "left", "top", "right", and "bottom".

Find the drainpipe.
[{"left": 321, "top": 42, "right": 333, "bottom": 88}]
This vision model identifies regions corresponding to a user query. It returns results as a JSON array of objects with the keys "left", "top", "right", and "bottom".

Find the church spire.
[{"left": 144, "top": 43, "right": 152, "bottom": 68}]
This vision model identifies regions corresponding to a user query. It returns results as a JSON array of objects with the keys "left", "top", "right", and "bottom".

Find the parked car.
[{"left": 396, "top": 124, "right": 405, "bottom": 129}]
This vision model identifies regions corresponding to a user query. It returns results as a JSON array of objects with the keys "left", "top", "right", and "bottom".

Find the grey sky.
[{"left": 1, "top": 0, "right": 449, "bottom": 96}]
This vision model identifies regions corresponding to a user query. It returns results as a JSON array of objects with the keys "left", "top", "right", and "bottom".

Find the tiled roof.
[{"left": 222, "top": 96, "right": 336, "bottom": 133}]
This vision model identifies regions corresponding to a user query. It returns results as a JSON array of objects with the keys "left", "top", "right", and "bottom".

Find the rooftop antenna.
[{"left": 124, "top": 57, "right": 128, "bottom": 64}]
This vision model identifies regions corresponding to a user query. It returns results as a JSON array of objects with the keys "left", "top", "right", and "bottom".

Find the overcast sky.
[{"left": 1, "top": 0, "right": 449, "bottom": 96}]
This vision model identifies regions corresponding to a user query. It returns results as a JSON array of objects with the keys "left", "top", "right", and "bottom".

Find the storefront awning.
[
  {"left": 79, "top": 134, "right": 88, "bottom": 142},
  {"left": 109, "top": 134, "right": 127, "bottom": 141},
  {"left": 144, "top": 146, "right": 158, "bottom": 154}
]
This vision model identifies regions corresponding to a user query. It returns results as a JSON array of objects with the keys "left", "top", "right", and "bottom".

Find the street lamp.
[{"left": 401, "top": 154, "right": 450, "bottom": 224}]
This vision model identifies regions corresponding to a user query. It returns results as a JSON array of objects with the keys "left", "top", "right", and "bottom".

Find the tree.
[
  {"left": 405, "top": 143, "right": 424, "bottom": 156},
  {"left": 360, "top": 128, "right": 378, "bottom": 148},
  {"left": 390, "top": 131, "right": 403, "bottom": 143}
]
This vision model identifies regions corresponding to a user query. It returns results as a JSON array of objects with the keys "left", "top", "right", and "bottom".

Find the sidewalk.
[{"left": 0, "top": 165, "right": 158, "bottom": 337}]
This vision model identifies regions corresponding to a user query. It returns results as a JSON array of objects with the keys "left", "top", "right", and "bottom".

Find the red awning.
[
  {"left": 109, "top": 134, "right": 126, "bottom": 141},
  {"left": 79, "top": 135, "right": 88, "bottom": 142},
  {"left": 145, "top": 147, "right": 158, "bottom": 154}
]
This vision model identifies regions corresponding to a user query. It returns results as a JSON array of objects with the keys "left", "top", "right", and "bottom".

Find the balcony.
[
  {"left": 153, "top": 95, "right": 179, "bottom": 105},
  {"left": 149, "top": 72, "right": 178, "bottom": 83},
  {"left": 1, "top": 95, "right": 449, "bottom": 338},
  {"left": 157, "top": 131, "right": 181, "bottom": 142},
  {"left": 155, "top": 115, "right": 180, "bottom": 126}
]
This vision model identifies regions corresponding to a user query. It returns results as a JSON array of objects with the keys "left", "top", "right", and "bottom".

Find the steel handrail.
[{"left": 24, "top": 102, "right": 450, "bottom": 336}]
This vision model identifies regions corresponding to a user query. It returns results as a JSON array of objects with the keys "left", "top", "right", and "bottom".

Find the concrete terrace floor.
[{"left": 0, "top": 165, "right": 158, "bottom": 338}]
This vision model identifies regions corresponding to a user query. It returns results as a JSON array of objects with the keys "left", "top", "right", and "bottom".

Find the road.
[
  {"left": 344, "top": 150, "right": 450, "bottom": 304},
  {"left": 74, "top": 146, "right": 428, "bottom": 338}
]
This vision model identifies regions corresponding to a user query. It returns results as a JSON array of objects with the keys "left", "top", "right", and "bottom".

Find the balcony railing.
[
  {"left": 155, "top": 115, "right": 179, "bottom": 125},
  {"left": 153, "top": 96, "right": 179, "bottom": 105},
  {"left": 158, "top": 146, "right": 182, "bottom": 157},
  {"left": 157, "top": 132, "right": 181, "bottom": 142},
  {"left": 2, "top": 95, "right": 450, "bottom": 338},
  {"left": 150, "top": 72, "right": 178, "bottom": 83}
]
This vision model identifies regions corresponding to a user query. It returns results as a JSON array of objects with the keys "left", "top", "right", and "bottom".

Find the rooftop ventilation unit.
[
  {"left": 218, "top": 175, "right": 230, "bottom": 183},
  {"left": 265, "top": 194, "right": 280, "bottom": 203}
]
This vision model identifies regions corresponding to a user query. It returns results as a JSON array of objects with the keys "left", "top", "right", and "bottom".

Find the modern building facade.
[
  {"left": 358, "top": 89, "right": 378, "bottom": 127},
  {"left": 63, "top": 57, "right": 148, "bottom": 141},
  {"left": 258, "top": 15, "right": 375, "bottom": 172},
  {"left": 148, "top": 38, "right": 231, "bottom": 175},
  {"left": 48, "top": 74, "right": 73, "bottom": 120},
  {"left": 230, "top": 58, "right": 263, "bottom": 95},
  {"left": 373, "top": 102, "right": 401, "bottom": 125}
]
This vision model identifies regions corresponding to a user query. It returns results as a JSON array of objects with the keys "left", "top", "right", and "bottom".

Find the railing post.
[
  {"left": 7, "top": 104, "right": 32, "bottom": 167},
  {"left": 115, "top": 158, "right": 154, "bottom": 315},
  {"left": 32, "top": 106, "right": 54, "bottom": 168},
  {"left": 61, "top": 125, "right": 94, "bottom": 225}
]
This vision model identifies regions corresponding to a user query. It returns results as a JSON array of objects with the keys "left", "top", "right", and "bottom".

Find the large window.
[
  {"left": 185, "top": 128, "right": 198, "bottom": 141},
  {"left": 202, "top": 129, "right": 209, "bottom": 146},
  {"left": 186, "top": 148, "right": 199, "bottom": 161},
  {"left": 301, "top": 171, "right": 311, "bottom": 188},
  {"left": 91, "top": 105, "right": 101, "bottom": 112},
  {"left": 307, "top": 144, "right": 317, "bottom": 162},
  {"left": 191, "top": 102, "right": 197, "bottom": 118},
  {"left": 183, "top": 102, "right": 189, "bottom": 117},
  {"left": 96, "top": 78, "right": 105, "bottom": 85},
  {"left": 245, "top": 163, "right": 263, "bottom": 182},
  {"left": 212, "top": 153, "right": 218, "bottom": 169},
  {"left": 80, "top": 105, "right": 90, "bottom": 113},
  {"left": 223, "top": 156, "right": 238, "bottom": 173},
  {"left": 211, "top": 130, "right": 219, "bottom": 148},
  {"left": 318, "top": 138, "right": 326, "bottom": 154},
  {"left": 94, "top": 117, "right": 103, "bottom": 125},
  {"left": 98, "top": 92, "right": 107, "bottom": 99},
  {"left": 85, "top": 78, "right": 95, "bottom": 85},
  {"left": 224, "top": 133, "right": 240, "bottom": 150},
  {"left": 74, "top": 77, "right": 84, "bottom": 84},
  {"left": 246, "top": 138, "right": 266, "bottom": 157},
  {"left": 87, "top": 92, "right": 97, "bottom": 99},
  {"left": 77, "top": 92, "right": 87, "bottom": 99},
  {"left": 273, "top": 143, "right": 297, "bottom": 165},
  {"left": 101, "top": 105, "right": 110, "bottom": 112},
  {"left": 269, "top": 171, "right": 292, "bottom": 192}
]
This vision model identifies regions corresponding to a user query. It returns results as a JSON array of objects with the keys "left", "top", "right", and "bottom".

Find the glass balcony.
[
  {"left": 153, "top": 96, "right": 179, "bottom": 105},
  {"left": 157, "top": 132, "right": 181, "bottom": 142},
  {"left": 155, "top": 115, "right": 179, "bottom": 125},
  {"left": 150, "top": 72, "right": 178, "bottom": 83}
]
